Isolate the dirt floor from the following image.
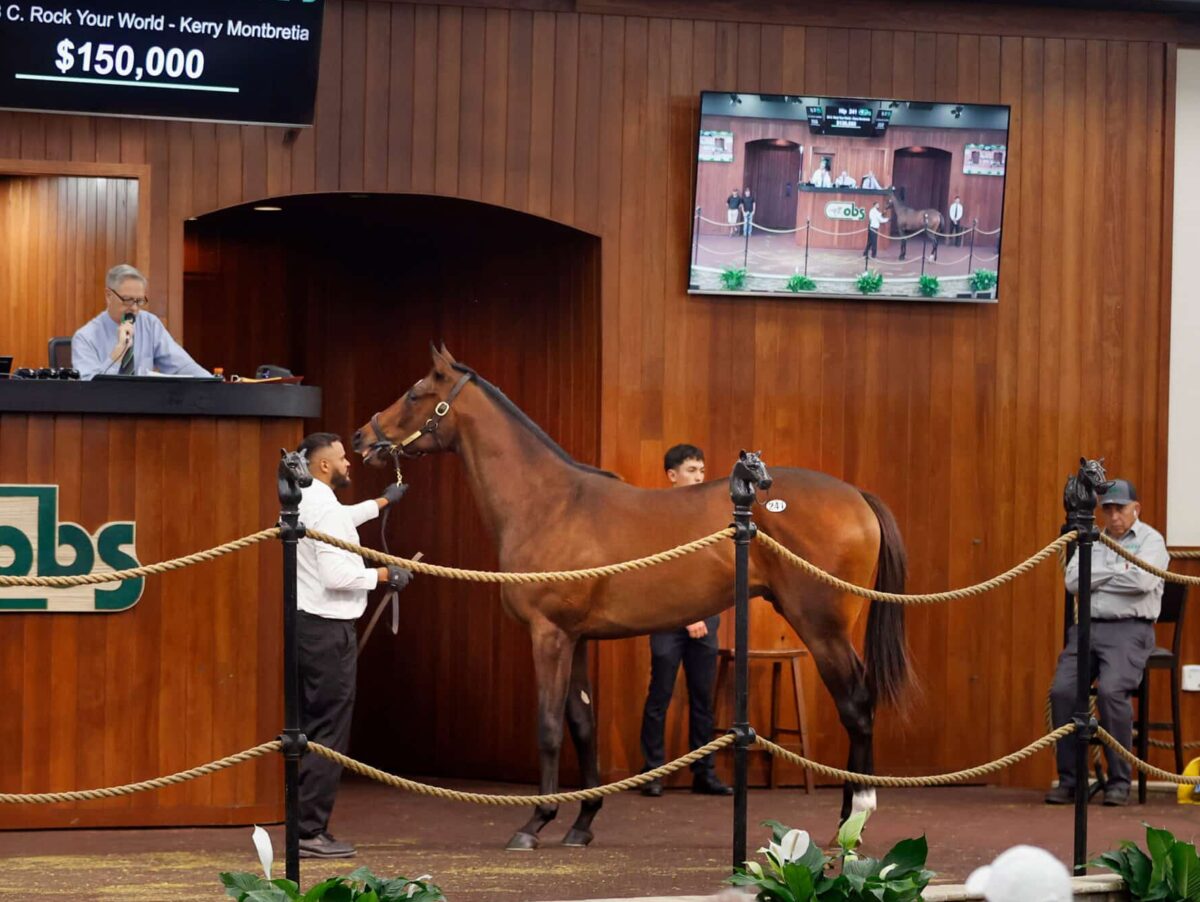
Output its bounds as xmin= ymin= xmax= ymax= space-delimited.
xmin=0 ymin=778 xmax=1195 ymax=900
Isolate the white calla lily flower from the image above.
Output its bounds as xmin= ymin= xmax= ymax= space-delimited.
xmin=746 ymin=860 xmax=765 ymax=879
xmin=778 ymin=829 xmax=810 ymax=862
xmin=250 ymin=825 xmax=273 ymax=880
xmin=879 ymin=863 xmax=897 ymax=879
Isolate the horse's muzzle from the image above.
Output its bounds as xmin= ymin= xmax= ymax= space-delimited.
xmin=759 ymin=476 xmax=774 ymax=491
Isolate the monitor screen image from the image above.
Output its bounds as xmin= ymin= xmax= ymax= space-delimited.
xmin=689 ymin=92 xmax=1010 ymax=302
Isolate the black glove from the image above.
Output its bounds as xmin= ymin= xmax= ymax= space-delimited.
xmin=381 ymin=482 xmax=409 ymax=505
xmin=386 ymin=564 xmax=412 ymax=591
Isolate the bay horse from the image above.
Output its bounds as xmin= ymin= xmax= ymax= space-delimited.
xmin=886 ymin=187 xmax=943 ymax=262
xmin=352 ymin=346 xmax=911 ymax=851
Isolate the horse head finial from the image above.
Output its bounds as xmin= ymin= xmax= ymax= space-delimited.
xmin=278 ymin=448 xmax=313 ymax=510
xmin=1062 ymin=455 xmax=1112 ymax=520
xmin=730 ymin=449 xmax=772 ymax=508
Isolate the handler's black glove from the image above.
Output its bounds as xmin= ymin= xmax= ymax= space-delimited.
xmin=382 ymin=482 xmax=409 ymax=505
xmin=386 ymin=564 xmax=412 ymax=591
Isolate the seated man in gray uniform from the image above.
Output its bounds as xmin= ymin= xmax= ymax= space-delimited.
xmin=1045 ymin=478 xmax=1168 ymax=807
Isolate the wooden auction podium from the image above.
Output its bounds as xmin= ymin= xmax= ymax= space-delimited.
xmin=0 ymin=380 xmax=320 ymax=829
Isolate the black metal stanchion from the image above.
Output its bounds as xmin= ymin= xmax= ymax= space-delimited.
xmin=968 ymin=218 xmax=977 ymax=274
xmin=728 ymin=452 xmax=769 ymax=869
xmin=742 ymin=217 xmax=750 ymax=270
xmin=1063 ymin=458 xmax=1107 ymax=875
xmin=803 ymin=219 xmax=811 ymax=276
xmin=277 ymin=451 xmax=312 ymax=886
xmin=920 ymin=214 xmax=928 ymax=277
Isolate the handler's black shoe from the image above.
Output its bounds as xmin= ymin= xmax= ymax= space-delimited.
xmin=1103 ymin=785 xmax=1131 ymax=807
xmin=1043 ymin=784 xmax=1074 ymax=805
xmin=298 ymin=833 xmax=356 ymax=859
xmin=639 ymin=778 xmax=663 ymax=797
xmin=692 ymin=774 xmax=733 ymax=796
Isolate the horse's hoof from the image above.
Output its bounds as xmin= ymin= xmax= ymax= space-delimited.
xmin=561 ymin=827 xmax=594 ymax=847
xmin=505 ymin=831 xmax=539 ymax=852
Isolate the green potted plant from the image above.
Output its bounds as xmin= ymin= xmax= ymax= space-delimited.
xmin=786 ymin=274 xmax=816 ymax=293
xmin=917 ymin=273 xmax=940 ymax=298
xmin=968 ymin=268 xmax=997 ymax=298
xmin=1093 ymin=824 xmax=1200 ymax=901
xmin=729 ymin=811 xmax=934 ymax=901
xmin=856 ymin=270 xmax=884 ymax=295
xmin=720 ymin=266 xmax=748 ymax=290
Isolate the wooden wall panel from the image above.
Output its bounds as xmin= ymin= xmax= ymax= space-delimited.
xmin=0 ymin=0 xmax=1189 ymax=795
xmin=0 ymin=415 xmax=294 ymax=828
xmin=0 ymin=175 xmax=138 ymax=371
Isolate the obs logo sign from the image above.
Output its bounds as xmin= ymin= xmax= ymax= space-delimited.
xmin=0 ymin=486 xmax=142 ymax=612
xmin=825 ymin=202 xmax=866 ymax=221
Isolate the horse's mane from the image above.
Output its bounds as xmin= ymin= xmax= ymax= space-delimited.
xmin=452 ymin=362 xmax=619 ymax=480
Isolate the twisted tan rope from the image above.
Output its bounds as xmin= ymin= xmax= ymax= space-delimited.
xmin=308 ymin=735 xmax=735 ymax=804
xmin=755 ymin=529 xmax=1079 ymax=604
xmin=754 ymin=725 xmax=1075 ymax=786
xmin=305 ymin=527 xmax=736 ymax=584
xmin=1166 ymin=549 xmax=1200 ymax=559
xmin=1146 ymin=737 xmax=1200 ymax=751
xmin=1096 ymin=728 xmax=1200 ymax=785
xmin=0 ymin=528 xmax=281 ymax=587
xmin=0 ymin=741 xmax=281 ymax=804
xmin=1097 ymin=534 xmax=1200 ymax=585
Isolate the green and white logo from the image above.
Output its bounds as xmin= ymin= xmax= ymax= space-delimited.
xmin=0 ymin=485 xmax=142 ymax=612
xmin=825 ymin=202 xmax=866 ymax=221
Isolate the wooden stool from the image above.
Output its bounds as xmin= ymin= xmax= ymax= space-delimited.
xmin=713 ymin=648 xmax=814 ymax=793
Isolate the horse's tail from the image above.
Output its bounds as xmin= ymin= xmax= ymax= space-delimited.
xmin=860 ymin=490 xmax=912 ymax=708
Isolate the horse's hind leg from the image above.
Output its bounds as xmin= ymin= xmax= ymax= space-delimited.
xmin=898 ymin=237 xmax=907 ymax=260
xmin=507 ymin=623 xmax=575 ymax=851
xmin=804 ymin=631 xmax=877 ymax=824
xmin=562 ymin=640 xmax=602 ymax=847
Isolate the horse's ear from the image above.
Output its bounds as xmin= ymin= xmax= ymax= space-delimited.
xmin=439 ymin=343 xmax=457 ymax=364
xmin=1079 ymin=456 xmax=1087 ymax=467
xmin=739 ymin=449 xmax=747 ymax=460
xmin=431 ymin=342 xmax=450 ymax=370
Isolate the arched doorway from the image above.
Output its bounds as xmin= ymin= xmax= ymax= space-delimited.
xmin=890 ymin=147 xmax=952 ymax=218
xmin=743 ymin=138 xmax=802 ymax=230
xmin=182 ymin=194 xmax=601 ymax=784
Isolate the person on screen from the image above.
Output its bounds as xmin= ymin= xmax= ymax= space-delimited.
xmin=741 ymin=187 xmax=756 ymax=237
xmin=834 ymin=170 xmax=857 ymax=188
xmin=863 ymin=201 xmax=888 ymax=259
xmin=810 ymin=161 xmax=833 ymax=188
xmin=949 ymin=195 xmax=965 ymax=246
xmin=861 ymin=170 xmax=882 ymax=190
xmin=726 ymin=188 xmax=742 ymax=237
xmin=71 ymin=264 xmax=210 ymax=380
xmin=1045 ymin=479 xmax=1167 ymax=808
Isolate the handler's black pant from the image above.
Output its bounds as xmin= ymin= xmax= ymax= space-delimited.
xmin=1050 ymin=619 xmax=1155 ymax=790
xmin=863 ymin=228 xmax=879 ymax=258
xmin=640 ymin=615 xmax=721 ymax=776
xmin=298 ymin=611 xmax=357 ymax=839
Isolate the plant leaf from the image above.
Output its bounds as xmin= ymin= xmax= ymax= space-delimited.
xmin=301 ymin=878 xmax=347 ymax=902
xmin=244 ymin=890 xmax=294 ymax=902
xmin=761 ymin=819 xmax=793 ymax=843
xmin=1147 ymin=825 xmax=1178 ymax=886
xmin=837 ymin=811 xmax=869 ymax=853
xmin=780 ymin=862 xmax=815 ymax=900
xmin=1168 ymin=841 xmax=1200 ymax=898
xmin=880 ymin=836 xmax=928 ymax=876
xmin=221 ymin=872 xmax=273 ymax=898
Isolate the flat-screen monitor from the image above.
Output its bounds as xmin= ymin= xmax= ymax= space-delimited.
xmin=689 ymin=92 xmax=1010 ymax=302
xmin=0 ymin=0 xmax=325 ymax=126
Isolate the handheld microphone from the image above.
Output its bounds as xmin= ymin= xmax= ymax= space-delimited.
xmin=122 ymin=312 xmax=135 ymax=324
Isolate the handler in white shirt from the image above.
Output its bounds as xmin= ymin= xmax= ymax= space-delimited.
xmin=295 ymin=432 xmax=410 ymax=859
xmin=949 ymin=195 xmax=965 ymax=246
xmin=863 ymin=201 xmax=888 ymax=258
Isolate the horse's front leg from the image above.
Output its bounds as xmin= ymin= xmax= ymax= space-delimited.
xmin=562 ymin=639 xmax=602 ymax=847
xmin=898 ymin=236 xmax=907 ymax=260
xmin=507 ymin=622 xmax=576 ymax=851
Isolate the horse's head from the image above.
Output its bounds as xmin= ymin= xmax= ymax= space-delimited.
xmin=730 ymin=449 xmax=772 ymax=507
xmin=351 ymin=344 xmax=475 ymax=467
xmin=1063 ymin=456 xmax=1113 ymax=518
xmin=277 ymin=448 xmax=312 ymax=508
xmin=1079 ymin=456 xmax=1114 ymax=497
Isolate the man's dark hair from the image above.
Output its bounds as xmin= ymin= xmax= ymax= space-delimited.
xmin=297 ymin=432 xmax=341 ymax=460
xmin=664 ymin=443 xmax=704 ymax=472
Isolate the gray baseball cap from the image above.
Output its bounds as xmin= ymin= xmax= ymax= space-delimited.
xmin=1099 ymin=478 xmax=1138 ymax=507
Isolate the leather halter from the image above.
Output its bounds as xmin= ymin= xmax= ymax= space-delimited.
xmin=367 ymin=369 xmax=474 ymax=467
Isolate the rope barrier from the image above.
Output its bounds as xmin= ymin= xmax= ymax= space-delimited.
xmin=305 ymin=527 xmax=735 ymax=584
xmin=696 ymin=244 xmax=747 ymax=257
xmin=308 ymin=736 xmax=735 ymax=805
xmin=1165 ymin=548 xmax=1200 ymax=559
xmin=0 ymin=528 xmax=282 ymax=587
xmin=756 ymin=725 xmax=1074 ymax=786
xmin=748 ymin=222 xmax=802 ymax=235
xmin=1097 ymin=534 xmax=1200 ymax=586
xmin=809 ymin=223 xmax=868 ymax=236
xmin=755 ymin=529 xmax=1078 ymax=604
xmin=0 ymin=741 xmax=281 ymax=804
xmin=1147 ymin=736 xmax=1200 ymax=751
xmin=1096 ymin=728 xmax=1200 ymax=785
